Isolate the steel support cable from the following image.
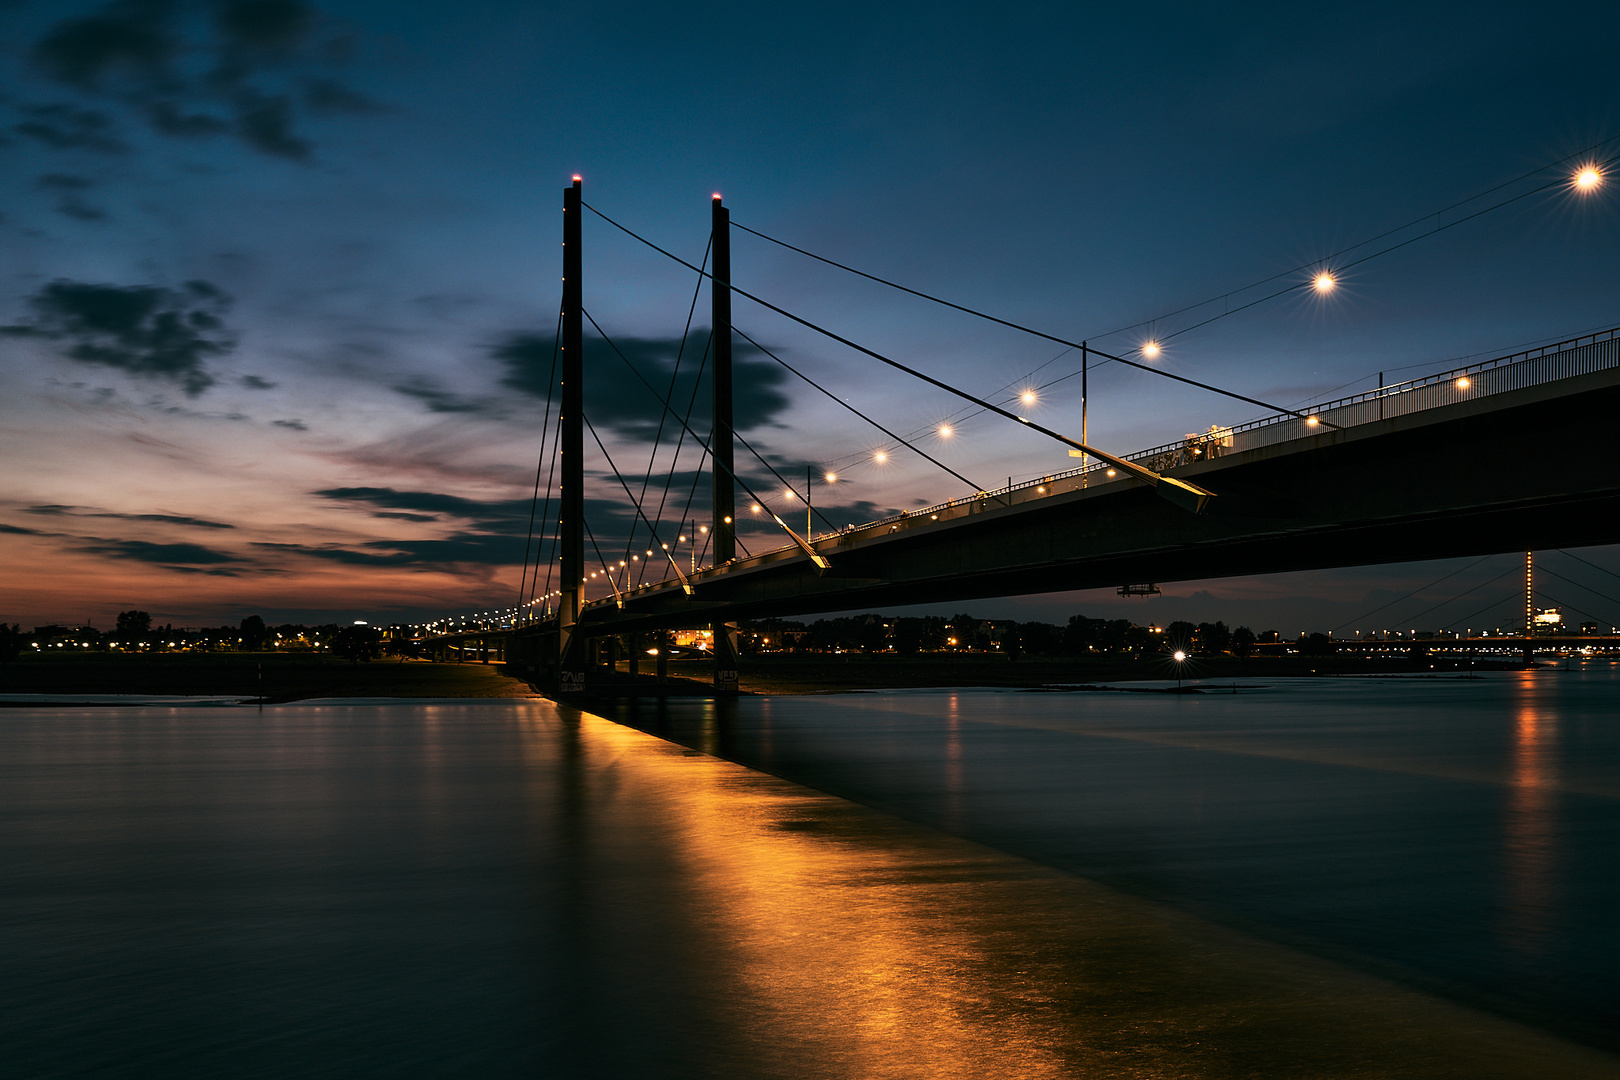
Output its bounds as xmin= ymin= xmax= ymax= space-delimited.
xmin=640 ymin=332 xmax=715 ymax=585
xmin=1535 ymin=592 xmax=1607 ymax=630
xmin=589 ymin=200 xmax=1325 ymax=441
xmin=1536 ymin=564 xmax=1620 ymax=612
xmin=579 ymin=308 xmax=796 ymax=560
xmin=1556 ymin=548 xmax=1620 ymax=583
xmin=584 ymin=409 xmax=752 ymax=576
xmin=1390 ymin=565 xmax=1520 ymax=630
xmin=732 ymin=132 xmax=1620 ymax=380
xmin=1330 ymin=554 xmax=1495 ymax=633
xmin=730 ymin=322 xmax=986 ymax=494
xmin=581 ymin=516 xmax=624 ymax=600
xmin=517 ymin=309 xmax=563 ymax=621
xmin=1442 ymin=594 xmax=1518 ymax=633
xmin=623 ymin=235 xmax=713 ymax=575
xmin=731 ymin=427 xmax=841 ymax=534
xmin=583 ymin=209 xmax=1216 ymax=511
xmin=582 ymin=412 xmax=700 ymax=589
xmin=537 ymin=353 xmax=567 ymax=613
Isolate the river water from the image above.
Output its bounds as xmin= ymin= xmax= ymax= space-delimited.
xmin=2 ymin=668 xmax=1617 ymax=1077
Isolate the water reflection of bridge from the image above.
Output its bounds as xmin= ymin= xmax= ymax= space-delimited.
xmin=416 ymin=180 xmax=1620 ymax=692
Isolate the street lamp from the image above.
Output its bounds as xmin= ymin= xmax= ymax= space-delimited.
xmin=1173 ymin=649 xmax=1187 ymax=689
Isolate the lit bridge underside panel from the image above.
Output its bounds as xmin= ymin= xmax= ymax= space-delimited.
xmin=554 ymin=364 xmax=1620 ymax=636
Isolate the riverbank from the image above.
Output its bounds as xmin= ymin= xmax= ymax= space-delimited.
xmin=666 ymin=652 xmax=1527 ymax=694
xmin=0 ymin=652 xmax=535 ymax=703
xmin=0 ymin=650 xmax=1538 ymax=703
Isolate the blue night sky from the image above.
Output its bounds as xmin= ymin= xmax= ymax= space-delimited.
xmin=2 ymin=0 xmax=1618 ymax=633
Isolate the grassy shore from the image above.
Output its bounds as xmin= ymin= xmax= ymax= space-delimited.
xmin=0 ymin=652 xmax=536 ymax=703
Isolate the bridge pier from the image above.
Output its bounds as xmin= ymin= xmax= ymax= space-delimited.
xmin=656 ymin=631 xmax=669 ymax=683
xmin=629 ymin=633 xmax=642 ymax=677
xmin=713 ymin=621 xmax=740 ymax=692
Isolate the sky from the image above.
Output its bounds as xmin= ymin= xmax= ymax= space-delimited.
xmin=2 ymin=0 xmax=1619 ymax=633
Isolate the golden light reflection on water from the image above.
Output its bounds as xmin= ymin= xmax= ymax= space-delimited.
xmin=1503 ymin=675 xmax=1561 ymax=956
xmin=512 ymin=704 xmax=1616 ymax=1080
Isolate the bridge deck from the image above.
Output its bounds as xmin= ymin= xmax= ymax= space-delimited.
xmin=566 ymin=340 xmax=1620 ymax=633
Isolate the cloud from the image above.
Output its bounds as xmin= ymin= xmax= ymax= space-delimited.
xmin=4 ymin=278 xmax=235 ymax=396
xmin=19 ymin=0 xmax=380 ymax=161
xmin=11 ymin=102 xmax=126 ymax=151
xmin=271 ymin=417 xmax=306 ymax=430
xmin=393 ymin=378 xmax=487 ymax=414
xmin=24 ymin=504 xmax=235 ymax=529
xmin=239 ymin=373 xmax=276 ymax=389
xmin=0 ymin=523 xmax=42 ymax=535
xmin=303 ymin=486 xmax=639 ymax=568
xmin=314 ymin=486 xmax=535 ymax=533
xmin=493 ymin=331 xmax=794 ymax=439
xmin=81 ymin=538 xmax=242 ymax=564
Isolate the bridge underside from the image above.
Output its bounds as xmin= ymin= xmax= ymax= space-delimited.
xmin=565 ymin=367 xmax=1620 ymax=636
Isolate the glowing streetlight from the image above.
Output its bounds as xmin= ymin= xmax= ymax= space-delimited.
xmin=1142 ymin=340 xmax=1161 ymax=359
xmin=1313 ymin=271 xmax=1336 ymax=293
xmin=1020 ymin=389 xmax=1037 ymax=406
xmin=1574 ymin=165 xmax=1603 ymax=192
xmin=1306 ymin=415 xmax=1320 ymax=427
xmin=1172 ymin=648 xmax=1187 ymax=689
xmin=1455 ymin=376 xmax=1471 ymax=390
xmin=937 ymin=424 xmax=953 ymax=438
xmin=824 ymin=471 xmax=837 ymax=483
xmin=874 ymin=450 xmax=888 ymax=464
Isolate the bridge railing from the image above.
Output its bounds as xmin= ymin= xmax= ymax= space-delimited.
xmin=830 ymin=325 xmax=1620 ymax=540
xmin=1113 ymin=327 xmax=1620 ymax=475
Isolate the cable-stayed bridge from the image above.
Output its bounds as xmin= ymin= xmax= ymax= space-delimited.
xmin=416 ymin=178 xmax=1620 ymax=692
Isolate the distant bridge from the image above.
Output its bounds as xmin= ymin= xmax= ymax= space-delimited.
xmin=414 ymin=179 xmax=1620 ymax=691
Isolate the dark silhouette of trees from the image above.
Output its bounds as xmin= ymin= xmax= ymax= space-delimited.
xmin=331 ymin=625 xmax=382 ymax=663
xmin=1232 ymin=626 xmax=1256 ymax=657
xmin=115 ymin=610 xmax=151 ymax=637
xmin=1303 ymin=632 xmax=1335 ymax=656
xmin=0 ymin=624 xmax=24 ymax=663
xmin=1197 ymin=621 xmax=1232 ymax=654
xmin=239 ymin=615 xmax=268 ymax=651
xmin=1165 ymin=620 xmax=1197 ymax=653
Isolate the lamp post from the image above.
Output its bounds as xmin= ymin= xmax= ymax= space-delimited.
xmin=1173 ymin=649 xmax=1186 ymax=689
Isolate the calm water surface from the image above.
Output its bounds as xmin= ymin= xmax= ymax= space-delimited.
xmin=2 ymin=668 xmax=1617 ymax=1077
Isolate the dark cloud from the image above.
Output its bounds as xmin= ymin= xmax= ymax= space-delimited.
xmin=271 ymin=417 xmax=306 ymax=430
xmin=20 ymin=0 xmax=378 ymax=161
xmin=56 ymin=196 xmax=108 ymax=221
xmin=314 ymin=486 xmax=534 ymax=533
xmin=81 ymin=538 xmax=242 ymax=564
xmin=35 ymin=172 xmax=94 ymax=190
xmin=35 ymin=174 xmax=108 ymax=219
xmin=239 ymin=373 xmax=276 ymax=389
xmin=4 ymin=279 xmax=235 ymax=396
xmin=303 ymin=486 xmax=639 ymax=568
xmin=0 ymin=523 xmax=41 ymax=535
xmin=11 ymin=102 xmax=125 ymax=152
xmin=24 ymin=504 xmax=235 ymax=528
xmin=393 ymin=379 xmax=486 ymax=414
xmin=494 ymin=331 xmax=794 ymax=439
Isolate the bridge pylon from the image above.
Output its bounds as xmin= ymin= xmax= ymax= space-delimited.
xmin=557 ymin=176 xmax=587 ymax=692
xmin=711 ymin=195 xmax=739 ymax=692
